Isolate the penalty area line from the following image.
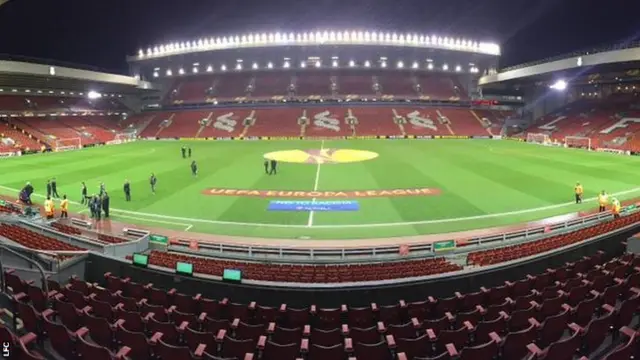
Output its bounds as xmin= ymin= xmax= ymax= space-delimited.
xmin=307 ymin=139 xmax=325 ymax=227
xmin=0 ymin=184 xmax=639 ymax=229
xmin=114 ymin=214 xmax=193 ymax=232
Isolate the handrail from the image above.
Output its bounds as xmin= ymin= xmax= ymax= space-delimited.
xmin=166 ymin=209 xmax=623 ymax=262
xmin=0 ymin=243 xmax=49 ymax=295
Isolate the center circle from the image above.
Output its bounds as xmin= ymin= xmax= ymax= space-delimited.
xmin=263 ymin=149 xmax=379 ymax=164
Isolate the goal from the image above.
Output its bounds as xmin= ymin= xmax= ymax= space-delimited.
xmin=564 ymin=136 xmax=591 ymax=150
xmin=54 ymin=138 xmax=82 ymax=152
xmin=526 ymin=133 xmax=551 ymax=145
xmin=111 ymin=133 xmax=137 ymax=145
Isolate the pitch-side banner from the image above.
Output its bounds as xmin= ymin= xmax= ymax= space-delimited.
xmin=173 ymin=135 xmax=502 ymax=141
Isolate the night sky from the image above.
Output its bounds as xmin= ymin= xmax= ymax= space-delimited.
xmin=0 ymin=0 xmax=638 ymax=74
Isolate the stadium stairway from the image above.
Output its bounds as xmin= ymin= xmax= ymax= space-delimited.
xmin=469 ymin=110 xmax=494 ymax=136
xmin=443 ymin=109 xmax=488 ymax=136
xmin=194 ymin=112 xmax=215 ymax=138
xmin=197 ymin=109 xmax=253 ymax=138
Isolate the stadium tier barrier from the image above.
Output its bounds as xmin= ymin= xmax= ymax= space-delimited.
xmin=146 ymin=134 xmax=502 ymax=141
xmin=163 ymin=207 xmax=624 ymax=262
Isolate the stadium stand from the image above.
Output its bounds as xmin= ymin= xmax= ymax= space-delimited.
xmin=4 ymin=246 xmax=638 ymax=360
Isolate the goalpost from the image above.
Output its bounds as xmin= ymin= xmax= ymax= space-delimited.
xmin=564 ymin=136 xmax=592 ymax=150
xmin=526 ymin=133 xmax=550 ymax=145
xmin=54 ymin=138 xmax=82 ymax=152
xmin=110 ymin=133 xmax=137 ymax=145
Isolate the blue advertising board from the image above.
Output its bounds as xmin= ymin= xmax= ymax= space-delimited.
xmin=268 ymin=200 xmax=360 ymax=212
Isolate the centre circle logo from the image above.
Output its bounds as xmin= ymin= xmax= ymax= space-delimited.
xmin=263 ymin=149 xmax=379 ymax=164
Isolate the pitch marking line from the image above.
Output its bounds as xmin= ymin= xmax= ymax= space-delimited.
xmin=114 ymin=214 xmax=193 ymax=231
xmin=0 ymin=184 xmax=638 ymax=229
xmin=307 ymin=139 xmax=325 ymax=227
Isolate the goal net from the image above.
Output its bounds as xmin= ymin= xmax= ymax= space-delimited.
xmin=54 ymin=138 xmax=82 ymax=152
xmin=110 ymin=133 xmax=137 ymax=145
xmin=526 ymin=133 xmax=551 ymax=145
xmin=564 ymin=136 xmax=591 ymax=150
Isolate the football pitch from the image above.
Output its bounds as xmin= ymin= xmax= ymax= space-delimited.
xmin=1 ymin=139 xmax=639 ymax=240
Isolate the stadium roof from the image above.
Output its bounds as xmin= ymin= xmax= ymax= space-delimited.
xmin=0 ymin=55 xmax=158 ymax=94
xmin=479 ymin=42 xmax=640 ymax=88
xmin=129 ymin=30 xmax=501 ymax=62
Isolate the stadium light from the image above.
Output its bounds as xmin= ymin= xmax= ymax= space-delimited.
xmin=349 ymin=60 xmax=355 ymax=67
xmin=427 ymin=63 xmax=434 ymax=70
xmin=412 ymin=61 xmax=418 ymax=69
xmin=364 ymin=60 xmax=371 ymax=68
xmin=235 ymin=63 xmax=242 ymax=70
xmin=193 ymin=67 xmax=198 ymax=73
xmin=332 ymin=60 xmax=338 ymax=68
xmin=315 ymin=60 xmax=321 ymax=68
xmin=153 ymin=71 xmax=159 ymax=78
xmin=397 ymin=61 xmax=404 ymax=69
xmin=455 ymin=65 xmax=462 ymax=72
xmin=443 ymin=64 xmax=449 ymax=71
xmin=267 ymin=62 xmax=273 ymax=69
xmin=206 ymin=65 xmax=213 ymax=72
xmin=179 ymin=68 xmax=185 ymax=75
xmin=138 ymin=49 xmax=144 ymax=57
xmin=221 ymin=64 xmax=227 ymax=71
xmin=283 ymin=61 xmax=290 ymax=69
xmin=381 ymin=61 xmax=387 ymax=68
xmin=550 ymin=79 xmax=568 ymax=91
xmin=166 ymin=69 xmax=173 ymax=76
xmin=87 ymin=91 xmax=102 ymax=99
xmin=300 ymin=61 xmax=306 ymax=68
xmin=252 ymin=62 xmax=258 ymax=69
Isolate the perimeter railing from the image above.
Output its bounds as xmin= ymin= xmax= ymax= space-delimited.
xmin=163 ymin=208 xmax=631 ymax=263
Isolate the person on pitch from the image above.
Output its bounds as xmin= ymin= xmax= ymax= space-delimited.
xmin=123 ymin=179 xmax=131 ymax=201
xmin=598 ymin=190 xmax=609 ymax=212
xmin=188 ymin=147 xmax=192 ymax=158
xmin=46 ymin=179 xmax=52 ymax=198
xmin=264 ymin=159 xmax=269 ymax=174
xmin=81 ymin=182 xmax=88 ymax=205
xmin=44 ymin=196 xmax=54 ymax=220
xmin=51 ymin=178 xmax=60 ymax=198
xmin=191 ymin=160 xmax=198 ymax=177
xmin=60 ymin=195 xmax=69 ymax=219
xmin=269 ymin=159 xmax=278 ymax=175
xmin=612 ymin=198 xmax=621 ymax=219
xmin=102 ymin=192 xmax=110 ymax=218
xmin=99 ymin=182 xmax=106 ymax=197
xmin=574 ymin=182 xmax=583 ymax=204
xmin=150 ymin=173 xmax=157 ymax=194
xmin=181 ymin=146 xmax=186 ymax=159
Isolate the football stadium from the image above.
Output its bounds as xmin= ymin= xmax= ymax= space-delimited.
xmin=2 ymin=3 xmax=640 ymax=360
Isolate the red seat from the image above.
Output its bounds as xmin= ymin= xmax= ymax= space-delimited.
xmin=258 ymin=336 xmax=300 ymax=360
xmin=115 ymin=320 xmax=152 ymax=360
xmin=458 ymin=332 xmax=500 ymax=360
xmin=76 ymin=327 xmax=131 ymax=360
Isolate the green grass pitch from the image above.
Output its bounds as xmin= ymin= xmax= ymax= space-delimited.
xmin=1 ymin=139 xmax=639 ymax=239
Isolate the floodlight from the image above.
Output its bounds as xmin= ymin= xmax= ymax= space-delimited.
xmin=87 ymin=91 xmax=102 ymax=99
xmin=138 ymin=49 xmax=144 ymax=57
xmin=443 ymin=64 xmax=449 ymax=71
xmin=221 ymin=64 xmax=227 ymax=71
xmin=300 ymin=61 xmax=306 ymax=68
xmin=427 ymin=63 xmax=434 ymax=70
xmin=268 ymin=33 xmax=275 ymax=42
xmin=236 ymin=63 xmax=242 ymax=70
xmin=364 ymin=60 xmax=371 ymax=68
xmin=455 ymin=65 xmax=462 ymax=72
xmin=206 ymin=65 xmax=213 ymax=72
xmin=252 ymin=63 xmax=258 ymax=69
xmin=179 ymin=68 xmax=185 ymax=75
xmin=332 ymin=60 xmax=338 ymax=67
xmin=349 ymin=60 xmax=355 ymax=67
xmin=146 ymin=48 xmax=152 ymax=56
xmin=166 ymin=69 xmax=173 ymax=76
xmin=397 ymin=61 xmax=404 ymax=68
xmin=381 ymin=61 xmax=387 ymax=68
xmin=550 ymin=80 xmax=567 ymax=91
xmin=267 ymin=62 xmax=273 ymax=69
xmin=412 ymin=62 xmax=418 ymax=69
xmin=193 ymin=67 xmax=198 ymax=73
xmin=315 ymin=60 xmax=321 ymax=68
xmin=153 ymin=71 xmax=159 ymax=78
xmin=357 ymin=31 xmax=363 ymax=41
xmin=283 ymin=61 xmax=290 ymax=69
xmin=288 ymin=33 xmax=294 ymax=41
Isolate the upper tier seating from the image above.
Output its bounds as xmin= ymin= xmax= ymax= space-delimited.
xmin=252 ymin=73 xmax=290 ymax=98
xmin=295 ymin=72 xmax=332 ymax=96
xmin=6 ymin=245 xmax=638 ymax=360
xmin=0 ymin=95 xmax=126 ymax=112
xmin=378 ymin=73 xmax=417 ymax=96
